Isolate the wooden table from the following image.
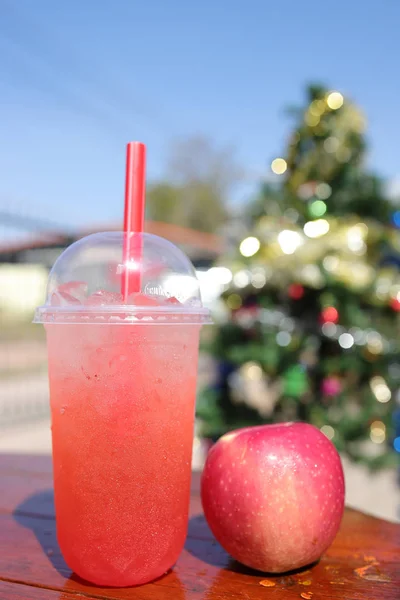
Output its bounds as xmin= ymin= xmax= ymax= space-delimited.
xmin=0 ymin=454 xmax=398 ymax=599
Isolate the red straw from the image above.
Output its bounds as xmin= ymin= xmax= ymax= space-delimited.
xmin=121 ymin=141 xmax=146 ymax=300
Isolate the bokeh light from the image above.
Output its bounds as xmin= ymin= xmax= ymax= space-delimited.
xmin=315 ymin=183 xmax=332 ymax=200
xmin=326 ymin=91 xmax=344 ymax=110
xmin=303 ymin=219 xmax=330 ymax=238
xmin=347 ymin=225 xmax=367 ymax=254
xmin=309 ymin=200 xmax=327 ymax=218
xmin=277 ymin=230 xmax=304 ymax=254
xmin=392 ymin=211 xmax=400 ymax=228
xmin=207 ymin=266 xmax=233 ymax=285
xmin=252 ymin=271 xmax=267 ymax=288
xmin=321 ymin=425 xmax=335 ymax=440
xmin=276 ymin=331 xmax=292 ymax=347
xmin=366 ymin=332 xmax=383 ymax=355
xmin=369 ymin=376 xmax=391 ymax=403
xmin=339 ymin=332 xmax=354 ymax=349
xmin=239 ymin=236 xmax=261 ymax=257
xmin=322 ymin=322 xmax=337 ymax=337
xmin=271 ymin=157 xmax=287 ymax=175
xmin=233 ymin=270 xmax=251 ymax=288
xmin=321 ymin=306 xmax=339 ymax=324
xmin=226 ymin=293 xmax=242 ymax=310
xmin=309 ymin=99 xmax=326 ymax=116
xmin=370 ymin=421 xmax=386 ymax=444
xmin=243 ymin=362 xmax=263 ymax=380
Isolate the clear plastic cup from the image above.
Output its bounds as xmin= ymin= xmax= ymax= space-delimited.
xmin=34 ymin=232 xmax=211 ymax=587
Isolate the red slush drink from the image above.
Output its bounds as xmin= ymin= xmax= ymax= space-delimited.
xmin=46 ymin=321 xmax=200 ymax=586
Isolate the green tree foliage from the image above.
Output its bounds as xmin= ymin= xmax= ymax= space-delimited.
xmin=146 ymin=136 xmax=241 ymax=233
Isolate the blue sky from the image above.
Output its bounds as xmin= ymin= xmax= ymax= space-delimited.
xmin=1 ymin=0 xmax=400 ymax=235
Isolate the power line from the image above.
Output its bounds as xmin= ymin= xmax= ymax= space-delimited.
xmin=0 ymin=209 xmax=75 ymax=234
xmin=0 ymin=1 xmax=172 ymax=141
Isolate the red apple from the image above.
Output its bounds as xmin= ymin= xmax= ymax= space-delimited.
xmin=201 ymin=422 xmax=344 ymax=573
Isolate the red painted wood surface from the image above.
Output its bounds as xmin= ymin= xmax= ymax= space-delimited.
xmin=0 ymin=454 xmax=399 ymax=599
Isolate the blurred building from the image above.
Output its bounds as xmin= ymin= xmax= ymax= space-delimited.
xmin=0 ymin=221 xmax=224 ymax=320
xmin=0 ymin=220 xmax=223 ymax=267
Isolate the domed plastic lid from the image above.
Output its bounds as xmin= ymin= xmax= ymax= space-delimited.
xmin=34 ymin=232 xmax=212 ymax=325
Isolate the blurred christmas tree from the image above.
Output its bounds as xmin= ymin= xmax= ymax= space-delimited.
xmin=197 ymin=85 xmax=400 ymax=469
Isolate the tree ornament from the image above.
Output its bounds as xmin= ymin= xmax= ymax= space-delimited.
xmin=288 ymin=283 xmax=305 ymax=300
xmin=390 ymin=298 xmax=400 ymax=312
xmin=320 ymin=306 xmax=339 ymax=324
xmin=321 ymin=376 xmax=342 ymax=397
xmin=282 ymin=365 xmax=308 ymax=398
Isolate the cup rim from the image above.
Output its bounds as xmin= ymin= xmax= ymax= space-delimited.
xmin=34 ymin=304 xmax=212 ymax=325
